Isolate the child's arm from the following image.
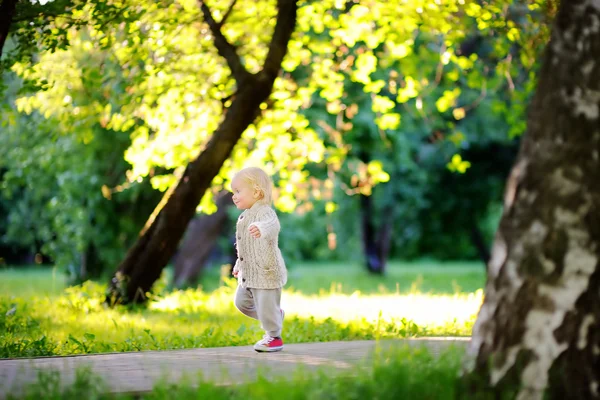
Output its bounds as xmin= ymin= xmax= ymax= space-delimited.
xmin=248 ymin=208 xmax=280 ymax=240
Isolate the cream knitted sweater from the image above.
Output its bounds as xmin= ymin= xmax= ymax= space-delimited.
xmin=232 ymin=202 xmax=287 ymax=289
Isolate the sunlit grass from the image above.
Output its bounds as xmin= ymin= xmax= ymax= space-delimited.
xmin=281 ymin=290 xmax=482 ymax=333
xmin=1 ymin=272 xmax=482 ymax=358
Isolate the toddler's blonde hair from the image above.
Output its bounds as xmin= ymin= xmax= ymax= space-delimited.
xmin=233 ymin=167 xmax=273 ymax=204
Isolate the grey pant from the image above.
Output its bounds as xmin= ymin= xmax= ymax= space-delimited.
xmin=234 ymin=285 xmax=283 ymax=337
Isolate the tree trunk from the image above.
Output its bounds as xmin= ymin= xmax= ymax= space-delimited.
xmin=106 ymin=0 xmax=298 ymax=305
xmin=463 ymin=2 xmax=600 ymax=399
xmin=78 ymin=242 xmax=104 ymax=282
xmin=359 ymin=192 xmax=392 ymax=274
xmin=378 ymin=204 xmax=393 ymax=267
xmin=0 ymin=0 xmax=17 ymax=60
xmin=360 ymin=192 xmax=381 ymax=274
xmin=173 ymin=191 xmax=233 ymax=288
xmin=358 ymin=150 xmax=393 ymax=275
xmin=470 ymin=222 xmax=490 ymax=265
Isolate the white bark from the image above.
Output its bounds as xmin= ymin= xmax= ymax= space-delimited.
xmin=466 ymin=0 xmax=600 ymax=398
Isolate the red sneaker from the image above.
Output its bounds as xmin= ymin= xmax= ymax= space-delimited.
xmin=254 ymin=335 xmax=284 ymax=352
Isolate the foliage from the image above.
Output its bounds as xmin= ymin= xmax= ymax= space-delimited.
xmin=2 ymin=0 xmax=138 ymax=70
xmin=0 ymin=71 xmax=160 ymax=281
xmin=285 ymin=0 xmax=548 ymax=262
xmin=410 ymin=141 xmax=517 ymax=259
xmin=0 ymin=0 xmax=553 ymax=272
xmin=0 ymin=263 xmax=483 ymax=358
xmin=6 ymin=0 xmax=548 ymax=201
xmin=8 ymin=346 xmax=467 ymax=400
xmin=6 ymin=0 xmax=327 ymax=212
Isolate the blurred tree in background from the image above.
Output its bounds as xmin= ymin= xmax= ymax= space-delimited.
xmin=0 ymin=0 xmax=554 ymax=292
xmin=0 ymin=70 xmax=161 ymax=282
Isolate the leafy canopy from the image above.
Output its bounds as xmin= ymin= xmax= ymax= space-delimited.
xmin=5 ymin=0 xmax=548 ymax=216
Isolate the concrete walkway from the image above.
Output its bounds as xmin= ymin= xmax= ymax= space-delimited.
xmin=0 ymin=338 xmax=469 ymax=398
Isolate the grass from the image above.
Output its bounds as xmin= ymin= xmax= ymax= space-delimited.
xmin=0 ymin=259 xmax=485 ymax=297
xmin=199 ymin=259 xmax=486 ymax=295
xmin=0 ymin=261 xmax=484 ymax=359
xmin=0 ymin=266 xmax=67 ymax=297
xmin=8 ymin=345 xmax=471 ymax=400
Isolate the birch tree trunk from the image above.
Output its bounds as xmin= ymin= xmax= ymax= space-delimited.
xmin=464 ymin=1 xmax=600 ymax=398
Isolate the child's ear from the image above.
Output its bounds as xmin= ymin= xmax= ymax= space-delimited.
xmin=253 ymin=188 xmax=264 ymax=199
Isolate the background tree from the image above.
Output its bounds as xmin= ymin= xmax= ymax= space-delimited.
xmin=0 ymin=67 xmax=160 ymax=281
xmin=172 ymin=191 xmax=233 ymax=287
xmin=103 ymin=0 xmax=299 ymax=304
xmin=0 ymin=0 xmax=131 ymax=75
xmin=0 ymin=0 xmax=18 ymax=60
xmin=464 ymin=0 xmax=600 ymax=397
xmin=1 ymin=0 xmax=551 ymax=288
xmin=417 ymin=140 xmax=519 ymax=264
xmin=288 ymin=0 xmax=548 ymax=272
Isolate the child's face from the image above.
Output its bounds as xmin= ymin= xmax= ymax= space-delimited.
xmin=231 ymin=177 xmax=259 ymax=210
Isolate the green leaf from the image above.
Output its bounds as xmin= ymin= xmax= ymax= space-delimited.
xmin=436 ymin=89 xmax=461 ymax=113
xmin=236 ymin=324 xmax=246 ymax=336
xmin=446 ymin=154 xmax=471 ymax=174
xmin=325 ymin=201 xmax=337 ymax=214
xmin=372 ymin=95 xmax=395 ymax=113
xmin=375 ymin=113 xmax=401 ymax=130
xmin=68 ymin=334 xmax=82 ymax=346
xmin=352 ymin=52 xmax=378 ymax=84
xmin=367 ymin=160 xmax=390 ymax=183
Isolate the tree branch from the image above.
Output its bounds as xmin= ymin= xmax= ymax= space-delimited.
xmin=261 ymin=0 xmax=298 ymax=80
xmin=0 ymin=0 xmax=18 ymax=60
xmin=218 ymin=0 xmax=238 ymax=28
xmin=198 ymin=0 xmax=251 ymax=85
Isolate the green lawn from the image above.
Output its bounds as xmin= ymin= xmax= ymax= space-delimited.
xmin=0 ymin=261 xmax=484 ymax=359
xmin=197 ymin=259 xmax=486 ymax=295
xmin=0 ymin=266 xmax=67 ymax=298
xmin=0 ymin=259 xmax=485 ymax=297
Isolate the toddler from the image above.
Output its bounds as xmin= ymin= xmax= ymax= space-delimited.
xmin=231 ymin=167 xmax=287 ymax=352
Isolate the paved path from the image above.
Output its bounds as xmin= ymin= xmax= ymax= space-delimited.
xmin=0 ymin=338 xmax=469 ymax=398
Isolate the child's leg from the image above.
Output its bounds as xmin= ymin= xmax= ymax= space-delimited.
xmin=234 ymin=284 xmax=258 ymax=320
xmin=251 ymin=288 xmax=283 ymax=337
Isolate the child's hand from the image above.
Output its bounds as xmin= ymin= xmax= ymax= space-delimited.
xmin=249 ymin=225 xmax=261 ymax=238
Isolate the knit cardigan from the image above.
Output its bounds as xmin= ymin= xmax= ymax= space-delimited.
xmin=232 ymin=202 xmax=287 ymax=289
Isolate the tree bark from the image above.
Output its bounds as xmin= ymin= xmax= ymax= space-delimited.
xmin=78 ymin=242 xmax=104 ymax=283
xmin=470 ymin=222 xmax=490 ymax=265
xmin=359 ymin=193 xmax=393 ymax=274
xmin=358 ymin=150 xmax=393 ymax=275
xmin=173 ymin=191 xmax=233 ymax=288
xmin=0 ymin=0 xmax=18 ymax=59
xmin=377 ymin=204 xmax=393 ymax=268
xmin=360 ymin=192 xmax=382 ymax=274
xmin=463 ymin=1 xmax=600 ymax=398
xmin=106 ymin=0 xmax=298 ymax=305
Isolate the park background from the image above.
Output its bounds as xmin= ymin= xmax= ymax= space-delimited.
xmin=0 ymin=0 xmax=561 ymax=397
